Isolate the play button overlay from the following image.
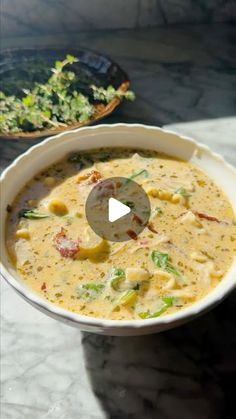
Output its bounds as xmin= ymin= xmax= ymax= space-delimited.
xmin=85 ymin=177 xmax=151 ymax=242
xmin=108 ymin=197 xmax=131 ymax=222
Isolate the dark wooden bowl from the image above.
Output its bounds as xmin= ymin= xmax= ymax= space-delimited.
xmin=0 ymin=47 xmax=130 ymax=140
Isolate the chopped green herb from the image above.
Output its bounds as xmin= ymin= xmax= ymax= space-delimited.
xmin=151 ymin=297 xmax=174 ymax=317
xmin=155 ymin=207 xmax=163 ymax=215
xmin=138 ymin=311 xmax=150 ymax=319
xmin=175 ymin=187 xmax=192 ymax=199
xmin=0 ymin=56 xmax=135 ymax=134
xmin=162 ymin=296 xmax=175 ymax=306
xmin=201 ymin=250 xmax=214 ymax=260
xmin=76 ymin=283 xmax=104 ymax=300
xmin=82 ymin=283 xmax=104 ymax=292
xmin=124 ymin=169 xmax=149 ymax=185
xmin=18 ymin=208 xmax=49 ymax=219
xmin=138 ymin=296 xmax=174 ymax=319
xmin=108 ymin=267 xmax=125 ymax=290
xmin=91 ymin=85 xmax=135 ymax=103
xmin=151 ymin=251 xmax=182 ymax=278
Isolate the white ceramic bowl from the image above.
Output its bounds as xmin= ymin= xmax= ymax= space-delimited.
xmin=1 ymin=124 xmax=236 ymax=335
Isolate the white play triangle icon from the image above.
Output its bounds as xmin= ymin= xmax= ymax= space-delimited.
xmin=108 ymin=197 xmax=131 ymax=222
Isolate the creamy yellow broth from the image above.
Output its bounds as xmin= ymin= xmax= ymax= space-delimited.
xmin=6 ymin=148 xmax=236 ymax=320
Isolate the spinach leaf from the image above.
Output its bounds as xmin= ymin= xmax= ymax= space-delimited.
xmin=108 ymin=267 xmax=125 ymax=290
xmin=18 ymin=208 xmax=49 ymax=219
xmin=138 ymin=296 xmax=174 ymax=319
xmin=151 ymin=251 xmax=182 ymax=278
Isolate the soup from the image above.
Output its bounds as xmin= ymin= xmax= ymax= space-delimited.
xmin=6 ymin=148 xmax=236 ymax=320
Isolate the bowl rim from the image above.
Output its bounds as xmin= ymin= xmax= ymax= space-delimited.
xmin=1 ymin=123 xmax=236 ymax=331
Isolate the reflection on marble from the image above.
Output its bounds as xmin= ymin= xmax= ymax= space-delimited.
xmin=1 ymin=0 xmax=236 ymax=38
xmin=1 ymin=278 xmax=236 ymax=419
xmin=1 ymin=24 xmax=236 ymax=167
xmin=1 ymin=24 xmax=236 ymax=419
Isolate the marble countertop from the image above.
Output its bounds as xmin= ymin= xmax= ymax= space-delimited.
xmin=1 ymin=24 xmax=236 ymax=419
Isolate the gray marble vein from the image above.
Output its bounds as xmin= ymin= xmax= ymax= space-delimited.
xmin=1 ymin=24 xmax=236 ymax=419
xmin=1 ymin=0 xmax=236 ymax=39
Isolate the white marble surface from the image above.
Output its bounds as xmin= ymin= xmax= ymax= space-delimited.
xmin=1 ymin=0 xmax=236 ymax=38
xmin=1 ymin=24 xmax=236 ymax=419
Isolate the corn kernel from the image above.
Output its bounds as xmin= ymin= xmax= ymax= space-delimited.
xmin=15 ymin=229 xmax=30 ymax=240
xmin=48 ymin=199 xmax=68 ymax=216
xmin=43 ymin=176 xmax=55 ymax=187
xmin=171 ymin=193 xmax=181 ymax=203
xmin=146 ymin=187 xmax=159 ymax=198
xmin=172 ymin=193 xmax=186 ymax=205
xmin=159 ymin=189 xmax=172 ymax=200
